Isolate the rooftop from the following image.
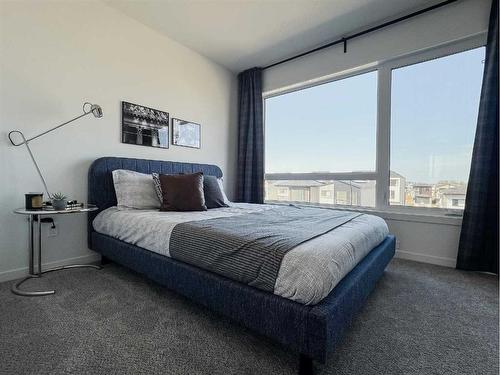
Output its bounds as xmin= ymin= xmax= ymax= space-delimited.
xmin=270 ymin=180 xmax=362 ymax=189
xmin=440 ymin=187 xmax=467 ymax=195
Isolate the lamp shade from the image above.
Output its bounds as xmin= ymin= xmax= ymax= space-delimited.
xmin=91 ymin=104 xmax=103 ymax=118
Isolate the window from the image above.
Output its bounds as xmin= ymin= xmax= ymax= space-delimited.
xmin=264 ymin=41 xmax=485 ymax=214
xmin=336 ymin=191 xmax=348 ymax=204
xmin=265 ymin=71 xmax=377 ymax=174
xmin=264 ymin=71 xmax=377 ymax=208
xmin=278 ymin=188 xmax=288 ymax=195
xmin=290 ymin=189 xmax=307 ymax=202
xmin=390 ymin=47 xmax=485 ymax=210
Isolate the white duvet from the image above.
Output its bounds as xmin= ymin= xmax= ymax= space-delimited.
xmin=93 ymin=203 xmax=389 ymax=305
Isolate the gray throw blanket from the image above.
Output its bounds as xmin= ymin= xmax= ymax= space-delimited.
xmin=169 ymin=206 xmax=362 ymax=292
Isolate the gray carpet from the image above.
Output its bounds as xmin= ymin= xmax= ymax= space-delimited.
xmin=0 ymin=259 xmax=497 ymax=375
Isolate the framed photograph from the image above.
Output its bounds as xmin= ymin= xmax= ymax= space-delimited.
xmin=172 ymin=118 xmax=201 ymax=149
xmin=121 ymin=101 xmax=169 ymax=149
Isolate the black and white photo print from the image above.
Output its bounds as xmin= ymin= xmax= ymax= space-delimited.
xmin=121 ymin=101 xmax=169 ymax=148
xmin=172 ymin=118 xmax=201 ymax=149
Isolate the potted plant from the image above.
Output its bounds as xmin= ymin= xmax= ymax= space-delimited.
xmin=51 ymin=192 xmax=67 ymax=211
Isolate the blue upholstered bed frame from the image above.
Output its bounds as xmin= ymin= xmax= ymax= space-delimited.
xmin=87 ymin=157 xmax=395 ymax=374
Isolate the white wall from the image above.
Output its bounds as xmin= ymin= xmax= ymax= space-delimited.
xmin=0 ymin=1 xmax=237 ymax=281
xmin=263 ymin=0 xmax=490 ymax=93
xmin=263 ymin=0 xmax=490 ymax=268
xmin=387 ymin=218 xmax=462 ymax=268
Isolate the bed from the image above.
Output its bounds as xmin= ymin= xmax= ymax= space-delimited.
xmin=88 ymin=157 xmax=395 ymax=374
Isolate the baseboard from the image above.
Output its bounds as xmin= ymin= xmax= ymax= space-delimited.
xmin=0 ymin=254 xmax=101 ymax=283
xmin=395 ymin=249 xmax=456 ymax=268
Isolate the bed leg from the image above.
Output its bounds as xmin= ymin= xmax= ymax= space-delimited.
xmin=299 ymin=354 xmax=314 ymax=375
xmin=101 ymin=255 xmax=112 ymax=265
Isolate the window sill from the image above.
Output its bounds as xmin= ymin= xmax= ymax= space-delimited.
xmin=348 ymin=207 xmax=462 ymax=226
xmin=265 ymin=201 xmax=463 ymax=226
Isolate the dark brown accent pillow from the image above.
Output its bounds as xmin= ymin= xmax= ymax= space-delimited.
xmin=159 ymin=172 xmax=207 ymax=211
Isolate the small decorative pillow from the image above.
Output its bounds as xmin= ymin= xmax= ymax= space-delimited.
xmin=203 ymin=175 xmax=229 ymax=209
xmin=159 ymin=172 xmax=207 ymax=211
xmin=112 ymin=169 xmax=160 ymax=209
xmin=152 ymin=173 xmax=163 ymax=202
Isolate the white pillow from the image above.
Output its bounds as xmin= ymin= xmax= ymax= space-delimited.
xmin=112 ymin=169 xmax=160 ymax=209
xmin=217 ymin=178 xmax=231 ymax=205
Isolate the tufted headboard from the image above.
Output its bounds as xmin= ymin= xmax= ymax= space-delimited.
xmin=87 ymin=156 xmax=223 ymax=249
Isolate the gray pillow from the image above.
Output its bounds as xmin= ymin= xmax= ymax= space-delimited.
xmin=217 ymin=178 xmax=231 ymax=205
xmin=204 ymin=175 xmax=229 ymax=208
xmin=112 ymin=169 xmax=160 ymax=209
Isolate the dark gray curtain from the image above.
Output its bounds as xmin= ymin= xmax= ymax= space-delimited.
xmin=457 ymin=0 xmax=499 ymax=274
xmin=237 ymin=67 xmax=264 ymax=203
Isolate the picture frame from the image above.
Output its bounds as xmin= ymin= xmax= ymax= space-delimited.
xmin=172 ymin=118 xmax=201 ymax=149
xmin=121 ymin=101 xmax=169 ymax=149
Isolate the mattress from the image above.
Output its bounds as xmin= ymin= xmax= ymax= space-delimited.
xmin=93 ymin=203 xmax=389 ymax=305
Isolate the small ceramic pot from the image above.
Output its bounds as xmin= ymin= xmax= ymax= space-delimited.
xmin=52 ymin=199 xmax=67 ymax=211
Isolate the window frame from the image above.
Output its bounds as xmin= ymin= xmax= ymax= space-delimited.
xmin=262 ymin=32 xmax=487 ymax=216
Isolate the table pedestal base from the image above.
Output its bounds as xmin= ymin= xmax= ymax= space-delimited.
xmin=11 ymin=264 xmax=102 ymax=296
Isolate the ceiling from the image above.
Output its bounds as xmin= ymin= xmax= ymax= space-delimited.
xmin=105 ymin=0 xmax=441 ymax=72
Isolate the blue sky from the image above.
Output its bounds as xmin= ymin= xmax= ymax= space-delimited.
xmin=265 ymin=47 xmax=485 ymax=184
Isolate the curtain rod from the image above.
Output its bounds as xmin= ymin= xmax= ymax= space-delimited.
xmin=263 ymin=0 xmax=460 ymax=70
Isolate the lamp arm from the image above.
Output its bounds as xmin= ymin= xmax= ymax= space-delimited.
xmin=7 ymin=102 xmax=102 ymax=200
xmin=8 ymin=110 xmax=93 ymax=147
xmin=9 ymin=131 xmax=52 ymax=199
